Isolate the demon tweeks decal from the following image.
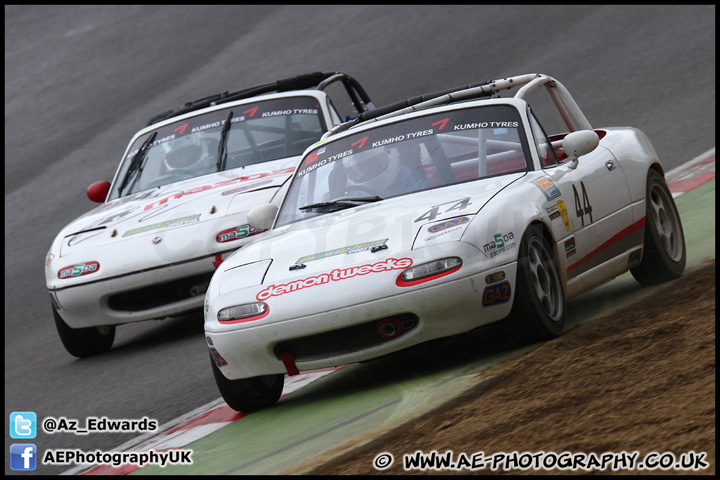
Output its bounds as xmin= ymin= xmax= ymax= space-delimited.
xmin=257 ymin=258 xmax=412 ymax=301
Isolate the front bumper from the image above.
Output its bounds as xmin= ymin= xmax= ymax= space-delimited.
xmin=206 ymin=255 xmax=518 ymax=380
xmin=50 ymin=251 xmax=231 ymax=328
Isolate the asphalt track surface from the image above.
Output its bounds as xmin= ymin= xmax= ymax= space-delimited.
xmin=4 ymin=5 xmax=715 ymax=475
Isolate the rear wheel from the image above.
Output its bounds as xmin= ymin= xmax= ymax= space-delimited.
xmin=53 ymin=308 xmax=115 ymax=358
xmin=507 ymin=224 xmax=565 ymax=344
xmin=209 ymin=352 xmax=284 ymax=412
xmin=630 ymin=169 xmax=686 ymax=285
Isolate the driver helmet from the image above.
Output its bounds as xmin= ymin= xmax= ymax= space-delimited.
xmin=344 ymin=147 xmax=400 ymax=193
xmin=161 ymin=132 xmax=213 ymax=173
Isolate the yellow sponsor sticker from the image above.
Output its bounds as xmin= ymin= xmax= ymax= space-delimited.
xmin=557 ymin=200 xmax=570 ymax=232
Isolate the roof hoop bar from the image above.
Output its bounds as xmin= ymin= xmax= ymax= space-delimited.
xmin=146 ymin=72 xmax=369 ymax=126
xmin=325 ymin=73 xmax=591 ymax=137
xmin=327 ymin=78 xmax=498 ymax=136
xmin=513 ymin=75 xmax=592 ymax=131
xmin=316 ymin=73 xmax=375 ymax=115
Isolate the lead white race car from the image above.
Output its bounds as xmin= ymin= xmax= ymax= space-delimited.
xmin=204 ymin=73 xmax=686 ymax=412
xmin=45 ymin=72 xmax=375 ymax=357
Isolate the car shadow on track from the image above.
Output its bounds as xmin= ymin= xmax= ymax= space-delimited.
xmin=96 ymin=310 xmax=207 ymax=357
xmin=120 ymin=311 xmax=205 ymax=344
xmin=280 ymin=321 xmax=520 ymax=407
xmin=274 ymin=271 xmax=668 ymax=410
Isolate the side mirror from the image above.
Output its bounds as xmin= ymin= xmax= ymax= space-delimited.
xmin=247 ymin=203 xmax=279 ymax=231
xmin=562 ymin=130 xmax=599 ymax=169
xmin=87 ymin=181 xmax=111 ymax=203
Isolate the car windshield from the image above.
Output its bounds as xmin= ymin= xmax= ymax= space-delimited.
xmin=276 ymin=104 xmax=530 ymax=226
xmin=110 ymin=96 xmax=325 ymax=199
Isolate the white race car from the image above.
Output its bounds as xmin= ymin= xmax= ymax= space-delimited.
xmin=204 ymin=73 xmax=686 ymax=412
xmin=45 ymin=72 xmax=375 ymax=357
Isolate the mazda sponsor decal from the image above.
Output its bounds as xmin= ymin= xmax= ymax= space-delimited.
xmin=58 ymin=261 xmax=100 ymax=279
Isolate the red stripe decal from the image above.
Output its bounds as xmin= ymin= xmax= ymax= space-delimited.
xmin=395 ymin=265 xmax=462 ymax=287
xmin=218 ymin=305 xmax=270 ymax=324
xmin=567 ymin=217 xmax=646 ymax=273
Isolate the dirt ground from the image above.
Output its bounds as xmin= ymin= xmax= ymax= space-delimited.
xmin=307 ymin=261 xmax=715 ymax=475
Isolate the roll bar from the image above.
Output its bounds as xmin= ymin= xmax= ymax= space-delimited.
xmin=146 ymin=72 xmax=374 ymax=126
xmin=326 ymin=73 xmax=591 ymax=137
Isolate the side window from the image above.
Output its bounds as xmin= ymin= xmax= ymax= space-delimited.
xmin=529 ymin=111 xmax=559 ymax=168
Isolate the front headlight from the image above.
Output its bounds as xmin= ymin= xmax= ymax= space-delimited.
xmin=397 ymin=257 xmax=462 ymax=287
xmin=218 ymin=302 xmax=269 ymax=323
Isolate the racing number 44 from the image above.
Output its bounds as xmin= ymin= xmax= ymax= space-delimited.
xmin=573 ymin=181 xmax=593 ymax=226
xmin=415 ymin=197 xmax=472 ymax=223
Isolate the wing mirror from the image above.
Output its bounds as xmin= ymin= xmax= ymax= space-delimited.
xmin=562 ymin=130 xmax=599 ymax=169
xmin=247 ymin=203 xmax=279 ymax=231
xmin=87 ymin=181 xmax=111 ymax=203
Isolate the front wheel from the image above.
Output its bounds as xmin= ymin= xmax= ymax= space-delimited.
xmin=209 ymin=352 xmax=284 ymax=412
xmin=53 ymin=308 xmax=115 ymax=358
xmin=506 ymin=224 xmax=565 ymax=344
xmin=630 ymin=169 xmax=686 ymax=285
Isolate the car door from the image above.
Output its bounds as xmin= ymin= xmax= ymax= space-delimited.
xmin=528 ymin=113 xmax=635 ymax=295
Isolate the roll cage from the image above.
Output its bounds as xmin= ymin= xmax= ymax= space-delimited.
xmin=146 ymin=71 xmax=374 ymax=126
xmin=326 ymin=73 xmax=591 ymax=137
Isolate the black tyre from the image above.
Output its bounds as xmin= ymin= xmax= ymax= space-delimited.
xmin=507 ymin=224 xmax=565 ymax=344
xmin=53 ymin=308 xmax=115 ymax=358
xmin=209 ymin=352 xmax=284 ymax=412
xmin=630 ymin=169 xmax=686 ymax=285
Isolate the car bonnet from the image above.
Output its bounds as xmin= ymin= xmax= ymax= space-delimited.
xmin=223 ymin=172 xmax=525 ymax=282
xmin=55 ymin=158 xmax=298 ymax=256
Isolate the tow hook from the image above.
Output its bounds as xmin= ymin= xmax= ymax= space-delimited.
xmin=276 ymin=345 xmax=299 ymax=376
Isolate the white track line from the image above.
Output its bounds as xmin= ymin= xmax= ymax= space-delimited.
xmin=666 ymin=148 xmax=715 ymax=197
xmin=62 ymin=368 xmax=341 ymax=475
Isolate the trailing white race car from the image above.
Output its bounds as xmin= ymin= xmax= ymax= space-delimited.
xmin=204 ymin=73 xmax=686 ymax=412
xmin=45 ymin=72 xmax=375 ymax=357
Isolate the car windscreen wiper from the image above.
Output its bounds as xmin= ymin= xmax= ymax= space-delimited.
xmin=216 ymin=110 xmax=233 ymax=171
xmin=299 ymin=195 xmax=383 ymax=212
xmin=118 ymin=131 xmax=158 ymax=196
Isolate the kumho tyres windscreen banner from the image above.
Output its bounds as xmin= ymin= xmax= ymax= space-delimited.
xmin=297 ymin=105 xmax=526 ymax=178
xmin=125 ymin=96 xmax=324 ymax=161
